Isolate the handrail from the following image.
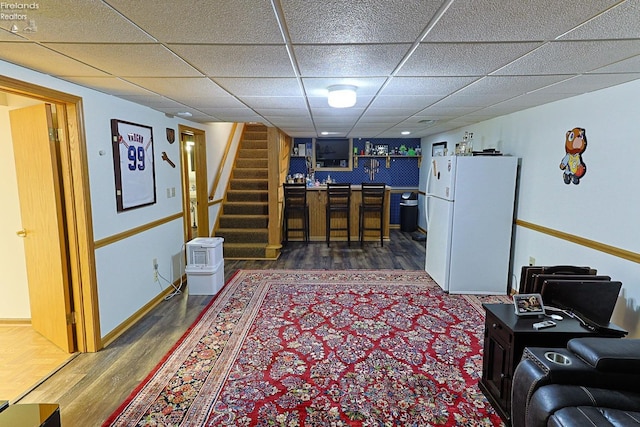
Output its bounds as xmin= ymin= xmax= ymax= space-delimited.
xmin=209 ymin=123 xmax=239 ymax=201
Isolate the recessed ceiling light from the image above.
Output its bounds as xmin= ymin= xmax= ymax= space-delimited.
xmin=401 ymin=131 xmax=411 ymax=135
xmin=177 ymin=111 xmax=192 ymax=117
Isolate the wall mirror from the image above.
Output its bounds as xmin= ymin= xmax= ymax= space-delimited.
xmin=312 ymin=138 xmax=353 ymax=171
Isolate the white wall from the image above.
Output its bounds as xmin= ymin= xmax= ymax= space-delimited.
xmin=420 ymin=79 xmax=640 ymax=337
xmin=206 ymin=122 xmax=243 ymax=234
xmin=0 ymin=59 xmax=232 ymax=337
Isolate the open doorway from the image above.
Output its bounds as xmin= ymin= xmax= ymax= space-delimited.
xmin=0 ymin=76 xmax=100 ymax=354
xmin=179 ymin=125 xmax=208 ymax=241
xmin=0 ymin=78 xmax=100 ymax=400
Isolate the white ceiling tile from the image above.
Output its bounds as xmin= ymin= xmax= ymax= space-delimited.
xmin=124 ymin=78 xmax=229 ymax=99
xmin=361 ymin=108 xmax=425 ymax=117
xmin=182 ymin=97 xmax=247 ymax=109
xmin=398 ymin=43 xmax=541 ymax=76
xmin=2 ymin=0 xmax=154 ymax=43
xmin=281 ymin=0 xmax=444 ymax=43
xmin=455 ymin=75 xmax=571 ymax=96
xmin=118 ymin=95 xmax=190 ymax=109
xmin=238 ymin=96 xmax=309 ymax=109
xmin=61 ymin=77 xmax=155 ymax=96
xmin=213 ymin=78 xmax=303 ymax=97
xmin=426 ymin=0 xmax=619 ymax=42
xmin=0 ymin=43 xmax=109 ymax=77
xmin=168 ymin=45 xmax=295 ymax=77
xmin=431 ymin=94 xmax=512 ymax=108
xmin=294 ymin=44 xmax=410 ymax=77
xmin=107 ymin=0 xmax=283 ymax=44
xmin=257 ymin=109 xmax=312 ymax=119
xmin=531 ymin=73 xmax=640 ymax=95
xmin=494 ymin=40 xmax=640 ymax=75
xmin=370 ymin=95 xmax=441 ymax=109
xmin=44 ymin=43 xmax=202 ymax=77
xmin=311 ymin=108 xmax=366 ymax=119
xmin=559 ymin=1 xmax=640 ymax=40
xmin=381 ymin=77 xmax=478 ymax=96
xmin=591 ymin=55 xmax=640 ymax=73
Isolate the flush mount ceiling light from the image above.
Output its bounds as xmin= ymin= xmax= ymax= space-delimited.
xmin=327 ymin=85 xmax=357 ymax=108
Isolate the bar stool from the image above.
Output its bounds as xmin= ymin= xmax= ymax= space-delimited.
xmin=359 ymin=182 xmax=386 ymax=246
xmin=283 ymin=183 xmax=309 ymax=245
xmin=325 ymin=183 xmax=351 ymax=247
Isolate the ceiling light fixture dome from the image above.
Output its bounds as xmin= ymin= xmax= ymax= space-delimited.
xmin=327 ymin=85 xmax=357 ymax=108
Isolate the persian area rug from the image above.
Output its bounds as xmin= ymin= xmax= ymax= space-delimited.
xmin=103 ymin=270 xmax=510 ymax=427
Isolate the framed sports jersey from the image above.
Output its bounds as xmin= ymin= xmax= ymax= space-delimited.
xmin=111 ymin=119 xmax=157 ymax=211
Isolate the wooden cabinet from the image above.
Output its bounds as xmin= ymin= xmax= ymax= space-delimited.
xmin=479 ymin=303 xmax=621 ymax=425
xmin=482 ymin=312 xmax=513 ymax=415
xmin=302 ymin=185 xmax=391 ymax=242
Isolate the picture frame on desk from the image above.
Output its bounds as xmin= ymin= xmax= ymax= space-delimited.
xmin=513 ymin=293 xmax=545 ymax=316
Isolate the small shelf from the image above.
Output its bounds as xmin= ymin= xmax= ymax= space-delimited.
xmin=353 ymin=155 xmax=422 ymax=168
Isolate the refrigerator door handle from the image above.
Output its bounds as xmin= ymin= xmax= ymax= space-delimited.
xmin=424 ymin=161 xmax=434 ymax=231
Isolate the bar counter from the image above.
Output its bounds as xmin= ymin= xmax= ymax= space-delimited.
xmin=291 ymin=184 xmax=391 ymax=242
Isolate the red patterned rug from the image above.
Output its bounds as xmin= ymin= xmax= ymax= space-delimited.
xmin=103 ymin=270 xmax=509 ymax=426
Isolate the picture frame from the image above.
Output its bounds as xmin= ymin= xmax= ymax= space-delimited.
xmin=432 ymin=141 xmax=447 ymax=156
xmin=513 ymin=293 xmax=545 ymax=316
xmin=297 ymin=143 xmax=306 ymax=157
xmin=111 ymin=119 xmax=157 ymax=212
xmin=375 ymin=144 xmax=389 ymax=155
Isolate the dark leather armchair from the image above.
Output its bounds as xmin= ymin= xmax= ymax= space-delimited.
xmin=511 ymin=337 xmax=640 ymax=427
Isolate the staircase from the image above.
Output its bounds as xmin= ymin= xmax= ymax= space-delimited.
xmin=216 ymin=124 xmax=270 ymax=259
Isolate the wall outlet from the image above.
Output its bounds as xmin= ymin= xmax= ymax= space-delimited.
xmin=529 ymin=256 xmax=535 ymax=266
xmin=153 ymin=258 xmax=158 ymax=281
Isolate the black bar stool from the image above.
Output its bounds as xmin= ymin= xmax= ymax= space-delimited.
xmin=359 ymin=183 xmax=386 ymax=246
xmin=283 ymin=183 xmax=309 ymax=245
xmin=325 ymin=183 xmax=351 ymax=247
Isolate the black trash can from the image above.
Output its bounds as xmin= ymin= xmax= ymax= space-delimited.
xmin=400 ymin=192 xmax=418 ymax=232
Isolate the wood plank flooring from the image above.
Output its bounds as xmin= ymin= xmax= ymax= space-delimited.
xmin=0 ymin=325 xmax=76 ymax=402
xmin=15 ymin=229 xmax=426 ymax=426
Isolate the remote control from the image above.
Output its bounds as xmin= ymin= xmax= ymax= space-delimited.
xmin=533 ymin=320 xmax=556 ymax=330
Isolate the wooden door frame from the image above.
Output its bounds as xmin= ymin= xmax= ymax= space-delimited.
xmin=1 ymin=76 xmax=101 ymax=352
xmin=179 ymin=124 xmax=208 ymax=240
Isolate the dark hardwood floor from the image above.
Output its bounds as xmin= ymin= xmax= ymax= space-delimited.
xmin=16 ymin=229 xmax=426 ymax=426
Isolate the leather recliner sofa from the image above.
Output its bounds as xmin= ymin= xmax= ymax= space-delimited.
xmin=511 ymin=337 xmax=640 ymax=427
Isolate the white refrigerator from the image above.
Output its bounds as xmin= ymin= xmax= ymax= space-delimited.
xmin=424 ymin=155 xmax=518 ymax=294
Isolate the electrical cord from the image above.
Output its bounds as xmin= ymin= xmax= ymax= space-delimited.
xmin=156 ymin=243 xmax=186 ymax=301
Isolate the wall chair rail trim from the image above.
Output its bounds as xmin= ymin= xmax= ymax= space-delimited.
xmin=516 ymin=219 xmax=639 ymax=264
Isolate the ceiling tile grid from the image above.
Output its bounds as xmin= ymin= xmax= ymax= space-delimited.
xmin=0 ymin=0 xmax=638 ymax=138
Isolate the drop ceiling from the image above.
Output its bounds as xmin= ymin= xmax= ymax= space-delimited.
xmin=1 ymin=0 xmax=639 ymax=138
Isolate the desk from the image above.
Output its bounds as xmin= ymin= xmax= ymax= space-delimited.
xmin=479 ymin=303 xmax=625 ymax=425
xmin=304 ymin=185 xmax=391 ymax=242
